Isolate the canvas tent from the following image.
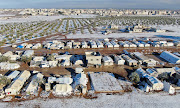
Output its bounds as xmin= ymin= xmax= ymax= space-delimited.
xmin=53 ymin=84 xmax=72 ymax=96
xmin=73 ymin=73 xmax=88 ymax=94
xmin=5 ymin=70 xmax=31 ymax=95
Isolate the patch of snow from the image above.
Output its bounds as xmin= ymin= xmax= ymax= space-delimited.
xmin=0 ymin=92 xmax=179 ymax=108
xmin=0 ymin=14 xmax=98 ymax=24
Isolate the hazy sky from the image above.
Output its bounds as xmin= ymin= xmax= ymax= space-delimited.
xmin=0 ymin=0 xmax=180 ymax=9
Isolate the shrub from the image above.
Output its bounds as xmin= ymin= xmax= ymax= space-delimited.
xmin=21 ymin=56 xmax=32 ymax=64
xmin=0 ymin=56 xmax=9 ymax=63
xmin=129 ymin=72 xmax=140 ymax=84
xmin=47 ymin=55 xmax=55 ymax=61
xmin=158 ymin=72 xmax=170 ymax=81
xmin=0 ymin=76 xmax=11 ymax=86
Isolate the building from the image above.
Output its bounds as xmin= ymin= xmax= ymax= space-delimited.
xmin=3 ymin=51 xmax=13 ymax=57
xmin=133 ymin=28 xmax=143 ymax=33
xmin=131 ymin=24 xmax=149 ymax=33
xmin=65 ymin=42 xmax=73 ymax=49
xmin=81 ymin=41 xmax=88 ymax=48
xmin=96 ymin=41 xmax=104 ymax=48
xmin=49 ymin=61 xmax=58 ymax=67
xmin=102 ymin=56 xmax=114 ymax=66
xmin=143 ymin=42 xmax=150 ymax=47
xmin=33 ymin=56 xmax=44 ymax=62
xmin=110 ymin=41 xmax=119 ymax=48
xmin=60 ymin=59 xmax=70 ymax=66
xmin=104 ymin=42 xmax=113 ymax=48
xmin=40 ymin=61 xmax=50 ymax=68
xmin=9 ymin=55 xmax=20 ymax=61
xmin=118 ymin=41 xmax=130 ymax=47
xmin=30 ymin=60 xmax=41 ymax=67
xmin=134 ymin=41 xmax=144 ymax=47
xmin=122 ymin=54 xmax=138 ymax=67
xmin=160 ymin=51 xmax=180 ymax=64
xmin=129 ymin=42 xmax=137 ymax=47
xmin=5 ymin=70 xmax=31 ymax=95
xmin=0 ymin=62 xmax=20 ymax=70
xmin=6 ymin=70 xmax=20 ymax=79
xmin=167 ymin=42 xmax=174 ymax=47
xmin=133 ymin=52 xmax=157 ymax=66
xmin=71 ymin=55 xmax=84 ymax=66
xmin=174 ymin=41 xmax=180 ymax=47
xmin=109 ymin=24 xmax=118 ymax=29
xmin=25 ymin=44 xmax=33 ymax=49
xmin=114 ymin=55 xmax=125 ymax=65
xmin=73 ymin=42 xmax=81 ymax=49
xmin=48 ymin=77 xmax=73 ymax=84
xmin=152 ymin=42 xmax=160 ymax=47
xmin=89 ymin=41 xmax=97 ymax=48
xmin=85 ymin=51 xmax=102 ymax=66
xmin=146 ymin=68 xmax=177 ymax=77
xmin=136 ymin=68 xmax=163 ymax=91
xmin=32 ymin=43 xmax=42 ymax=49
xmin=49 ymin=44 xmax=58 ymax=50
xmin=156 ymin=29 xmax=166 ymax=33
xmin=45 ymin=83 xmax=51 ymax=91
xmin=22 ymin=50 xmax=34 ymax=57
xmin=56 ymin=77 xmax=73 ymax=84
xmin=173 ymin=52 xmax=180 ymax=57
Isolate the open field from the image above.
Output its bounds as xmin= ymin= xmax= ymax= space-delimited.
xmin=0 ymin=14 xmax=98 ymax=24
xmin=0 ymin=15 xmax=98 ymax=47
xmin=67 ymin=25 xmax=180 ymax=39
xmin=1 ymin=15 xmax=180 ymax=48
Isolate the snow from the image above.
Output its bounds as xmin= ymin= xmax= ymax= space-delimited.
xmin=89 ymin=72 xmax=123 ymax=92
xmin=67 ymin=31 xmax=180 ymax=40
xmin=0 ymin=14 xmax=15 ymax=17
xmin=67 ymin=25 xmax=180 ymax=40
xmin=0 ymin=92 xmax=179 ymax=108
xmin=0 ymin=14 xmax=98 ymax=24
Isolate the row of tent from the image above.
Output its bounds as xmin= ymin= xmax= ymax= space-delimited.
xmin=13 ymin=39 xmax=180 ymax=50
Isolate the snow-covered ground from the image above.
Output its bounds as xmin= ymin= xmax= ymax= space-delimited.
xmin=0 ymin=14 xmax=15 ymax=17
xmin=0 ymin=14 xmax=98 ymax=24
xmin=0 ymin=92 xmax=179 ymax=108
xmin=67 ymin=25 xmax=180 ymax=40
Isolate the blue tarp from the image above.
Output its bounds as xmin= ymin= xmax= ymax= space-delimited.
xmin=17 ymin=45 xmax=23 ymax=48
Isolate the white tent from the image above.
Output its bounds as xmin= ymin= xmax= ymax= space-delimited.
xmin=23 ymin=73 xmax=44 ymax=95
xmin=0 ymin=62 xmax=20 ymax=70
xmin=53 ymin=84 xmax=72 ymax=96
xmin=160 ymin=51 xmax=180 ymax=64
xmin=7 ymin=70 xmax=20 ymax=79
xmin=102 ymin=56 xmax=114 ymax=66
xmin=5 ymin=70 xmax=31 ymax=95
